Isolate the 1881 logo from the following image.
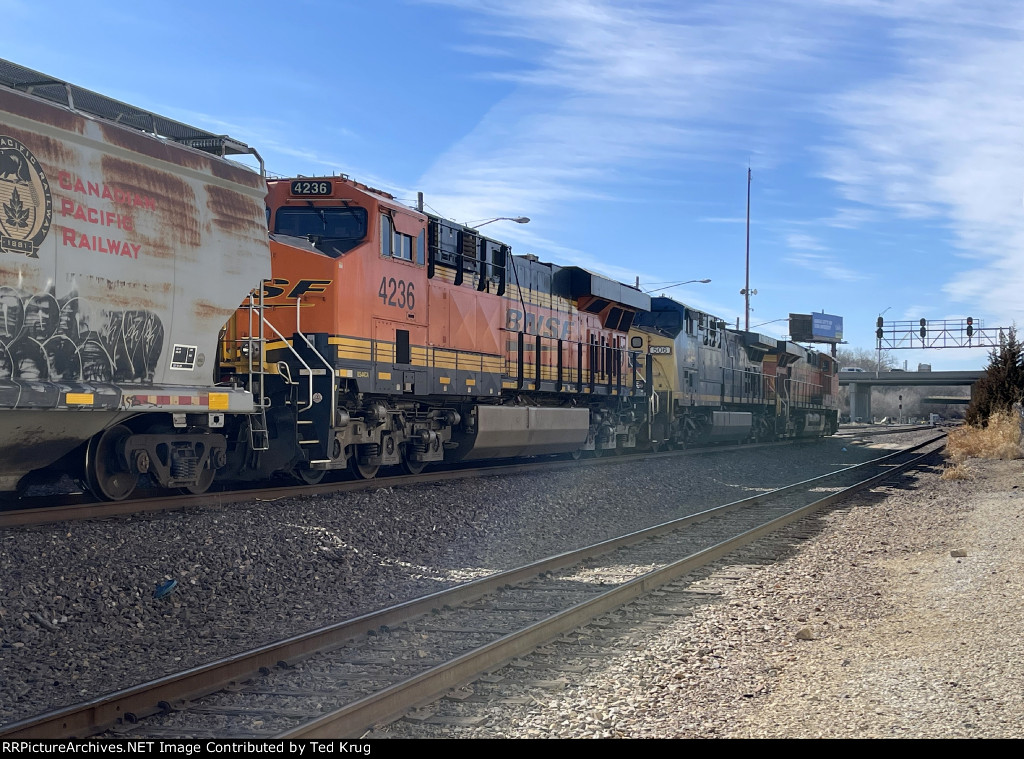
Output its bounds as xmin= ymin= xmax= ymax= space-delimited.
xmin=0 ymin=136 xmax=52 ymax=258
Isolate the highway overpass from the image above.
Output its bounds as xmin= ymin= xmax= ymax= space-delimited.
xmin=839 ymin=370 xmax=982 ymax=420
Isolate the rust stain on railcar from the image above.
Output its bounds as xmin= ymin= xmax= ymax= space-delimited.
xmin=208 ymin=153 xmax=267 ymax=190
xmin=99 ymin=120 xmax=207 ymax=173
xmin=100 ymin=155 xmax=200 ymax=252
xmin=0 ymin=125 xmax=77 ymax=170
xmin=205 ymin=184 xmax=266 ymax=237
xmin=72 ymin=273 xmax=171 ymax=311
xmin=99 ymin=121 xmax=265 ymax=193
xmin=0 ymin=89 xmax=84 ymax=136
xmin=192 ymin=298 xmax=237 ymax=322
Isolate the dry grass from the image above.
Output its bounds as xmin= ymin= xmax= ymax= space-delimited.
xmin=940 ymin=461 xmax=974 ymax=481
xmin=945 ymin=409 xmax=1023 ymax=464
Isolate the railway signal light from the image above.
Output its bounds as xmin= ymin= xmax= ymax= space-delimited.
xmin=919 ymin=318 xmax=927 ymax=340
xmin=876 ymin=315 xmax=884 ymax=340
xmin=967 ymin=316 xmax=974 ymax=337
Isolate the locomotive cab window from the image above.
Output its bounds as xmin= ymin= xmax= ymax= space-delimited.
xmin=274 ymin=206 xmax=368 ymax=257
xmin=381 ymin=213 xmax=423 ymax=264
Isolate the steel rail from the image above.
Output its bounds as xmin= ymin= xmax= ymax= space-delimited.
xmin=0 ymin=434 xmax=944 ymax=739
xmin=281 ymin=435 xmax=945 ymax=738
xmin=0 ymin=438 xmax=806 ymax=529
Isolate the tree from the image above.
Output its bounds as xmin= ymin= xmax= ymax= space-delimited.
xmin=965 ymin=326 xmax=1024 ymax=426
xmin=836 ymin=347 xmax=895 ymax=372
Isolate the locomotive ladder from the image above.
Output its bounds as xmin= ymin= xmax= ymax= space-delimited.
xmin=251 ymin=296 xmax=337 ymax=471
xmin=291 ymin=296 xmax=338 ymax=468
xmin=243 ymin=288 xmax=270 ymax=452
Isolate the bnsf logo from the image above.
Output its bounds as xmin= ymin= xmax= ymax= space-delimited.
xmin=505 ymin=308 xmax=573 ymax=340
xmin=261 ymin=278 xmax=332 ymax=300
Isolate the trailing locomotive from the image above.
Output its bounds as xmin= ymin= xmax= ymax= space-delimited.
xmin=0 ymin=58 xmax=838 ymax=501
xmin=630 ymin=297 xmax=838 ymax=449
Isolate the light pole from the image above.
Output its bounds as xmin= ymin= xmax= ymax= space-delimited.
xmin=641 ymin=278 xmax=711 ymax=294
xmin=744 ymin=167 xmax=752 ymax=331
xmin=467 ymin=216 xmax=530 ymax=228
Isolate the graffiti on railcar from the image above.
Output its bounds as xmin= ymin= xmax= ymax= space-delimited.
xmin=0 ymin=284 xmax=163 ymax=382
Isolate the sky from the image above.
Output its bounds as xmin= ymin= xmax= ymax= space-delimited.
xmin=5 ymin=0 xmax=1024 ymax=370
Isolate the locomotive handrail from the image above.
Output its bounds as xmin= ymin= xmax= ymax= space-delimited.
xmin=260 ymin=316 xmax=316 ymax=414
xmin=294 ymin=295 xmax=338 ymax=422
xmin=246 ymin=288 xmax=269 ymax=409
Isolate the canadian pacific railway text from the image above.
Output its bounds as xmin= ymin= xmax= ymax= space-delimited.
xmin=56 ymin=171 xmax=155 ymax=260
xmin=57 ymin=172 xmax=156 ymax=210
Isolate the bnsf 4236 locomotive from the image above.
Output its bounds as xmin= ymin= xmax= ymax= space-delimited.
xmin=216 ymin=176 xmax=652 ymax=485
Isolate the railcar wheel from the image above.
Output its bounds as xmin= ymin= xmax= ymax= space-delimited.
xmin=401 ymin=458 xmax=427 ymax=475
xmin=182 ymin=465 xmax=216 ymax=495
xmin=569 ymin=448 xmax=583 ymax=461
xmin=293 ymin=468 xmax=326 ymax=486
xmin=84 ymin=425 xmax=138 ymax=501
xmin=353 ymin=461 xmax=380 ymax=480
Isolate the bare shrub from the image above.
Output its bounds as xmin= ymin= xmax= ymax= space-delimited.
xmin=946 ymin=409 xmax=1023 ymax=462
xmin=940 ymin=462 xmax=974 ymax=481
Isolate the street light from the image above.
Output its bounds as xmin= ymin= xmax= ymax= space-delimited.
xmin=641 ymin=278 xmax=711 ymax=294
xmin=467 ymin=216 xmax=530 ymax=228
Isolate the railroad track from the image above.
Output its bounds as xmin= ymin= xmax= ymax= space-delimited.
xmin=833 ymin=423 xmax=936 ymax=438
xmin=0 ymin=433 xmax=945 ymax=739
xmin=0 ymin=437 xmax=811 ymax=528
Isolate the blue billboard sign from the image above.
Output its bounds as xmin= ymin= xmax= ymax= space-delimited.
xmin=789 ymin=312 xmax=844 ymax=343
xmin=812 ymin=312 xmax=843 ymax=341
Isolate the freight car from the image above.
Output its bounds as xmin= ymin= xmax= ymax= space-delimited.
xmin=0 ymin=59 xmax=269 ymax=499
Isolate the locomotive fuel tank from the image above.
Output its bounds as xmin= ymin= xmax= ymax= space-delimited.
xmin=0 ymin=59 xmax=270 ymax=494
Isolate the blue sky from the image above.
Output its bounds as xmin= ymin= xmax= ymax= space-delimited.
xmin=6 ymin=0 xmax=1024 ymax=370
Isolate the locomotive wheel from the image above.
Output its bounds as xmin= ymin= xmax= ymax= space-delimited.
xmin=401 ymin=457 xmax=427 ymax=475
xmin=84 ymin=425 xmax=138 ymax=501
xmin=353 ymin=460 xmax=380 ymax=480
xmin=569 ymin=448 xmax=583 ymax=461
xmin=293 ymin=468 xmax=326 ymax=486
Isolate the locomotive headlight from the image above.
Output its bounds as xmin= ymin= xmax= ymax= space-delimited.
xmin=630 ymin=336 xmax=644 ymax=349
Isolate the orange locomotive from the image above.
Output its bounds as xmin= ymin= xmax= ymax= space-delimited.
xmin=762 ymin=341 xmax=840 ymax=438
xmin=219 ymin=175 xmax=652 ymax=483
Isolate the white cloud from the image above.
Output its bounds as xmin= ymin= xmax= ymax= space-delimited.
xmin=418 ymin=0 xmax=841 ymax=232
xmin=786 ymin=233 xmax=828 ymax=251
xmin=816 ymin=3 xmax=1024 ymax=324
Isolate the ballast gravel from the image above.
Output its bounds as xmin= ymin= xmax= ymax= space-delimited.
xmin=0 ymin=431 xmax=962 ymax=735
xmin=381 ymin=447 xmax=1024 ymax=739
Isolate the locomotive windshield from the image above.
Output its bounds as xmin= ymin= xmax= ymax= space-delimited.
xmin=274 ymin=207 xmax=368 ymax=257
